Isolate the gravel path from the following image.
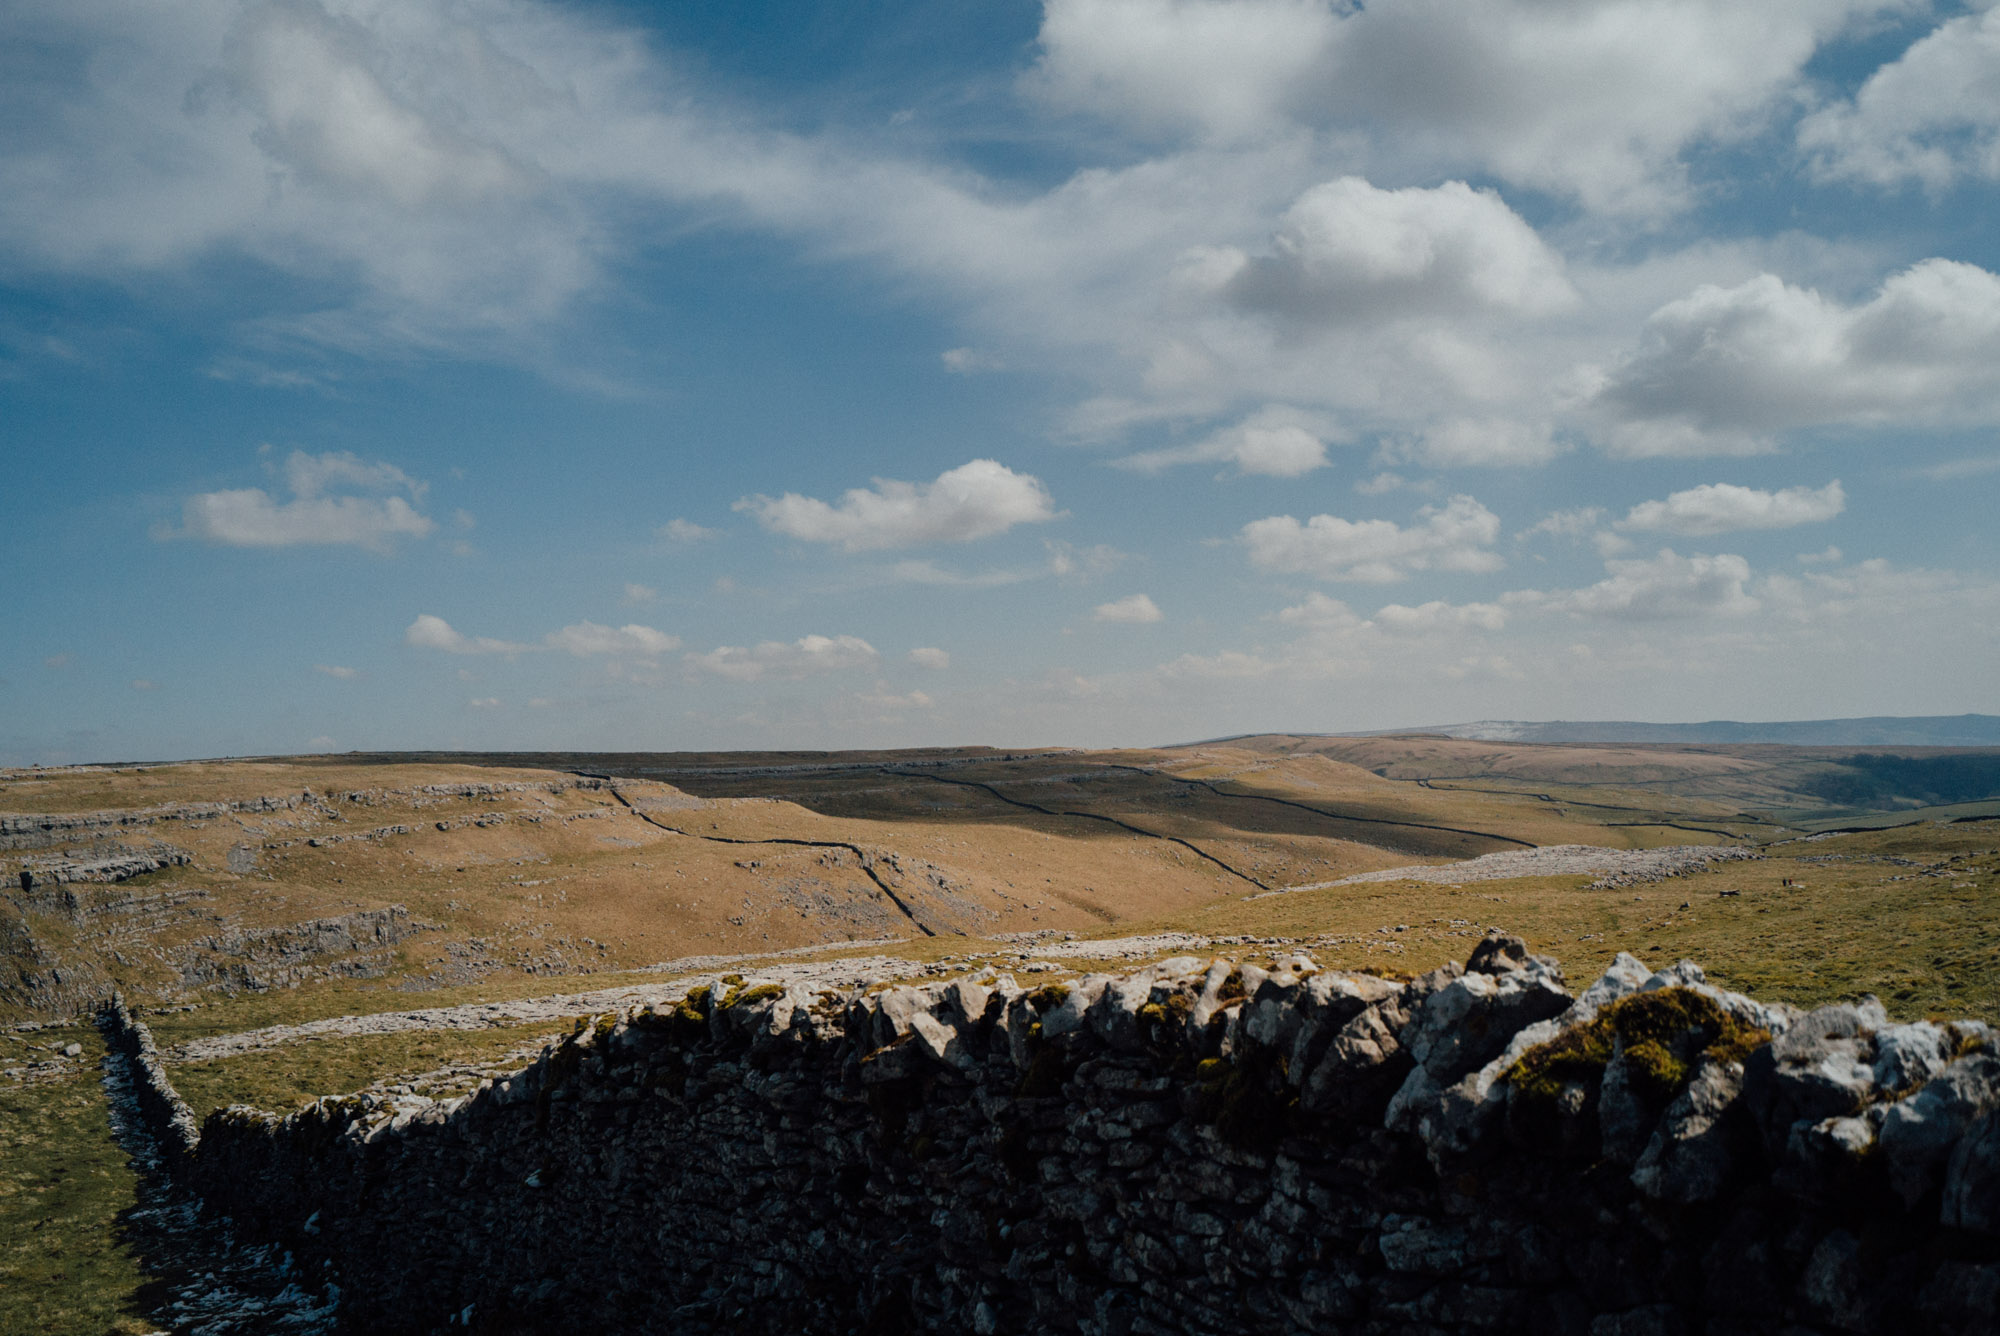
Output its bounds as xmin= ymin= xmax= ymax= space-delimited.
xmin=1254 ymin=843 xmax=1758 ymax=897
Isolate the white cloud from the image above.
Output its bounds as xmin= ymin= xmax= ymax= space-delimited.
xmin=1204 ymin=178 xmax=1575 ymax=325
xmin=1799 ymin=7 xmax=2000 ymax=191
xmin=737 ymin=460 xmax=1058 ymax=551
xmin=1587 ymin=261 xmax=2000 ymax=455
xmin=544 ymin=621 xmax=679 ymax=657
xmin=1274 ymin=589 xmax=1502 ymax=636
xmin=1373 ymin=600 xmax=1507 ymax=633
xmin=1275 ymin=591 xmax=1363 ymax=631
xmin=1032 ymin=0 xmax=1902 ymax=213
xmin=1354 ymin=472 xmax=1407 ymax=496
xmin=1618 ymin=481 xmax=1845 ymax=536
xmin=1029 ymin=0 xmax=1339 ymax=140
xmin=1509 ymin=549 xmax=1760 ymax=620
xmin=1115 ymin=405 xmax=1331 ymax=477
xmin=908 ymin=647 xmax=951 ymax=670
xmin=1241 ymin=494 xmax=1503 ymax=583
xmin=404 ymin=614 xmax=531 ymax=655
xmin=686 ymin=634 xmax=880 ymax=681
xmin=468 ymin=696 xmax=501 ymax=709
xmin=130 ymin=678 xmax=156 ymax=691
xmin=173 ymin=488 xmax=434 ymax=550
xmin=1303 ymin=0 xmax=1908 ymax=215
xmin=166 ymin=449 xmax=434 ymax=550
xmin=1094 ymin=593 xmax=1163 ymax=623
xmin=1517 ymin=507 xmax=1605 ymax=542
xmin=622 ymin=582 xmax=657 ymax=605
xmin=1798 ymin=545 xmax=1843 ymax=565
xmin=314 ymin=664 xmax=358 ymax=679
xmin=658 ymin=519 xmax=717 ymax=545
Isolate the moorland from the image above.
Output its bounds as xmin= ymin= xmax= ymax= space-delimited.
xmin=4 ymin=734 xmax=1998 ymax=1333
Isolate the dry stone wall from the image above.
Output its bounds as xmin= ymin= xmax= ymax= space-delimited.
xmin=105 ymin=935 xmax=2000 ymax=1336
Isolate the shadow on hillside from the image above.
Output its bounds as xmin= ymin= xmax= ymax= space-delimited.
xmin=305 ymin=750 xmax=1526 ymax=860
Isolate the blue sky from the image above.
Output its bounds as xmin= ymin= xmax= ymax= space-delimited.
xmin=4 ymin=0 xmax=1999 ymax=762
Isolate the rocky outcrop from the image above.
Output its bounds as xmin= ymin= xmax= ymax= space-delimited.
xmin=120 ymin=934 xmax=2000 ymax=1335
xmin=176 ymin=906 xmax=424 ymax=992
xmin=0 ymin=777 xmax=610 ymax=851
xmin=14 ymin=848 xmax=193 ymax=891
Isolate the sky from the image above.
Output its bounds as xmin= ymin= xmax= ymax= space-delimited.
xmin=4 ymin=0 xmax=1999 ymax=763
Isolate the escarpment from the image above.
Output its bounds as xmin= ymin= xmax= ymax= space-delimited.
xmin=106 ymin=936 xmax=2000 ymax=1335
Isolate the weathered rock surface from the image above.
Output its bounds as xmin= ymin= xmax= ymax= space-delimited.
xmin=96 ymin=932 xmax=1999 ymax=1336
xmin=174 ymin=905 xmax=423 ymax=992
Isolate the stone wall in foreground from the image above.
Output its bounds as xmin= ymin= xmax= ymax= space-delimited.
xmin=157 ymin=935 xmax=2000 ymax=1335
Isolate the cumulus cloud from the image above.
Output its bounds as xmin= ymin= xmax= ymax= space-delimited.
xmin=1094 ymin=593 xmax=1163 ymax=623
xmin=737 ymin=460 xmax=1058 ymax=551
xmin=1115 ymin=406 xmax=1331 ymax=477
xmin=1587 ymin=261 xmax=2000 ymax=456
xmin=1202 ymin=178 xmax=1575 ymax=325
xmin=1241 ymin=494 xmax=1503 ymax=583
xmin=908 ymin=647 xmax=951 ymax=670
xmin=622 ymin=583 xmax=657 ymax=605
xmin=174 ymin=488 xmax=433 ymax=550
xmin=1276 ymin=591 xmax=1364 ymax=631
xmin=544 ymin=621 xmax=679 ymax=657
xmin=165 ymin=449 xmax=434 ymax=551
xmin=404 ymin=614 xmax=531 ymax=655
xmin=1033 ymin=0 xmax=1897 ymax=213
xmin=1029 ymin=0 xmax=1339 ymax=140
xmin=686 ymin=634 xmax=879 ymax=681
xmin=1618 ymin=481 xmax=1845 ymax=536
xmin=1509 ymin=550 xmax=1759 ymax=620
xmin=1799 ymin=7 xmax=2000 ymax=191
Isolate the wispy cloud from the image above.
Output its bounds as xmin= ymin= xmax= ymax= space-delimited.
xmin=687 ymin=634 xmax=880 ymax=681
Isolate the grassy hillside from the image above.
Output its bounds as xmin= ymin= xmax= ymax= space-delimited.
xmin=4 ymin=738 xmax=1998 ymax=1332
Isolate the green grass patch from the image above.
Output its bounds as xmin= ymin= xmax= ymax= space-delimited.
xmin=0 ymin=1029 xmax=153 ymax=1336
xmin=166 ymin=1020 xmax=567 ymax=1121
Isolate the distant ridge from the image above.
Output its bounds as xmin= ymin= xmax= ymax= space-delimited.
xmin=1341 ymin=714 xmax=2000 ymax=747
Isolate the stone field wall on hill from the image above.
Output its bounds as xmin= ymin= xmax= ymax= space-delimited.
xmin=104 ymin=935 xmax=2000 ymax=1335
